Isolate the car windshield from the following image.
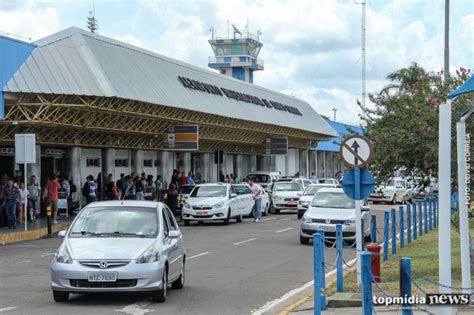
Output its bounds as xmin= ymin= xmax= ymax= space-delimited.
xmin=311 ymin=191 xmax=355 ymax=209
xmin=383 ymin=180 xmax=395 ymax=187
xmin=246 ymin=174 xmax=270 ymax=183
xmin=69 ymin=206 xmax=158 ymax=238
xmin=274 ymin=182 xmax=301 ymax=192
xmin=179 ymin=186 xmax=195 ymax=194
xmin=190 ymin=185 xmax=227 ymax=198
xmin=318 ymin=179 xmax=334 ymax=184
xmin=304 ymin=186 xmax=328 ymax=195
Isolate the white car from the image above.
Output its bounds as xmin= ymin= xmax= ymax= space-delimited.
xmin=270 ymin=181 xmax=304 ymax=214
xmin=369 ymin=178 xmax=412 ymax=204
xmin=300 ymin=188 xmax=371 ymax=244
xmin=233 ymin=184 xmax=270 ymax=216
xmin=182 ymin=183 xmax=253 ymax=225
xmin=297 ymin=183 xmax=337 ymax=219
xmin=316 ymin=178 xmax=339 ymax=186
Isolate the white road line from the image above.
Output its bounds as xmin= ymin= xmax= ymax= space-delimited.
xmin=188 ymin=251 xmax=210 ymax=260
xmin=251 ymin=256 xmax=357 ymax=315
xmin=17 ymin=260 xmax=31 ymax=264
xmin=40 ymin=252 xmax=55 ymax=258
xmin=233 ymin=238 xmax=257 ymax=246
xmin=279 ymin=218 xmax=292 ymax=221
xmin=0 ymin=307 xmax=17 ymax=313
xmin=262 ymin=217 xmax=277 ymax=221
xmin=275 ymin=227 xmax=293 ymax=233
xmin=115 ymin=302 xmax=153 ymax=315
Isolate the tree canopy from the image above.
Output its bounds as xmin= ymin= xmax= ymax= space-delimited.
xmin=359 ymin=63 xmax=473 ymax=187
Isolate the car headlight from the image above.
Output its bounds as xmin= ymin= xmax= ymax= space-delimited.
xmin=274 ymin=195 xmax=282 ymax=201
xmin=299 ymin=200 xmax=308 ymax=205
xmin=184 ymin=203 xmax=192 ymax=210
xmin=136 ymin=244 xmax=160 ymax=264
xmin=344 ymin=219 xmax=356 ymax=225
xmin=213 ymin=201 xmax=225 ymax=208
xmin=55 ymin=242 xmax=73 ymax=264
xmin=302 ymin=215 xmax=312 ymax=223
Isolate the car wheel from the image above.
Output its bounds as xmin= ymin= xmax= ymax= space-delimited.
xmin=297 ymin=212 xmax=303 ymax=219
xmin=184 ymin=220 xmax=190 ymax=226
xmin=300 ymin=235 xmax=309 ymax=245
xmin=236 ymin=214 xmax=243 ymax=223
xmin=274 ymin=208 xmax=280 ymax=214
xmin=171 ymin=259 xmax=185 ymax=289
xmin=152 ymin=265 xmax=167 ymax=303
xmin=223 ymin=209 xmax=230 ymax=225
xmin=53 ymin=290 xmax=69 ymax=302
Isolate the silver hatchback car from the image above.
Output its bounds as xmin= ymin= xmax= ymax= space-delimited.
xmin=51 ymin=201 xmax=186 ymax=303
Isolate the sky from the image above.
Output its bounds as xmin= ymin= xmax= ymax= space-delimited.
xmin=0 ymin=0 xmax=472 ymax=125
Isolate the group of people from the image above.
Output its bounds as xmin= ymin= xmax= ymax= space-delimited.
xmin=0 ymin=174 xmax=75 ymax=229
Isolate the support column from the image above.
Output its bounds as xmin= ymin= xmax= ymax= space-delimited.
xmin=131 ymin=149 xmax=144 ymax=175
xmin=183 ymin=152 xmax=191 ymax=174
xmin=250 ymin=155 xmax=257 ymax=172
xmin=158 ymin=151 xmax=173 ymax=189
xmin=104 ymin=148 xmax=115 ymax=178
xmin=235 ymin=154 xmax=243 ymax=182
xmin=28 ymin=145 xmax=42 ymax=214
xmin=201 ymin=153 xmax=210 ymax=184
xmin=299 ymin=149 xmax=308 ymax=177
xmin=69 ymin=147 xmax=82 ymax=207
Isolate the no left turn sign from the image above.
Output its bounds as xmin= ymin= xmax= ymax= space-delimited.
xmin=340 ymin=135 xmax=373 ymax=168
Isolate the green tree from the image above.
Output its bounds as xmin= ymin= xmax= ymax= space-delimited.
xmin=359 ymin=63 xmax=473 ymax=187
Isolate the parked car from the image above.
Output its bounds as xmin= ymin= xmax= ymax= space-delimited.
xmin=51 ymin=200 xmax=185 ymax=303
xmin=299 ymin=188 xmax=371 ymax=244
xmin=270 ymin=181 xmax=304 ymax=214
xmin=277 ymin=176 xmax=313 ymax=189
xmin=315 ymin=178 xmax=339 ymax=186
xmin=245 ymin=171 xmax=281 ymax=192
xmin=297 ymin=183 xmax=337 ymax=219
xmin=368 ymin=178 xmax=412 ymax=204
xmin=178 ymin=185 xmax=195 ymax=212
xmin=233 ymin=183 xmax=270 ymax=216
xmin=182 ymin=183 xmax=253 ymax=225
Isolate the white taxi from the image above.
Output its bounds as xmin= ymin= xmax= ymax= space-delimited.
xmin=182 ymin=183 xmax=253 ymax=226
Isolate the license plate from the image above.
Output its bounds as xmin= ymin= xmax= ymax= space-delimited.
xmin=87 ymin=272 xmax=117 ymax=282
xmin=288 ymin=201 xmax=297 ymax=205
xmin=372 ymin=193 xmax=380 ymax=197
xmin=196 ymin=212 xmax=208 ymax=216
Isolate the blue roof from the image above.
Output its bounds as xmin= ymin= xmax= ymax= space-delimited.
xmin=448 ymin=74 xmax=474 ymax=99
xmin=315 ymin=120 xmax=363 ymax=152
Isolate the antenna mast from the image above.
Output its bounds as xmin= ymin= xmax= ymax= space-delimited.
xmin=354 ymin=0 xmax=366 ymax=109
xmin=87 ymin=4 xmax=99 ymax=33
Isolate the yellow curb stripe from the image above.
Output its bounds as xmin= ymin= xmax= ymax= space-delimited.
xmin=0 ymin=222 xmax=71 ymax=245
xmin=279 ymin=295 xmax=310 ymax=315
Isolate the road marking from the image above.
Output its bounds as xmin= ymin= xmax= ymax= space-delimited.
xmin=188 ymin=251 xmax=210 ymax=260
xmin=40 ymin=252 xmax=55 ymax=257
xmin=251 ymin=256 xmax=358 ymax=315
xmin=115 ymin=302 xmax=153 ymax=315
xmin=233 ymin=238 xmax=257 ymax=245
xmin=0 ymin=307 xmax=16 ymax=313
xmin=275 ymin=227 xmax=293 ymax=233
xmin=279 ymin=218 xmax=292 ymax=221
xmin=17 ymin=260 xmax=31 ymax=264
xmin=262 ymin=217 xmax=277 ymax=221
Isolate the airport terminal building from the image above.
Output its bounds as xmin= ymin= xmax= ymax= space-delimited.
xmin=0 ymin=27 xmax=337 ymax=189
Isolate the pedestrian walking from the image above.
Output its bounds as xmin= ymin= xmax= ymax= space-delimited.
xmin=135 ymin=176 xmax=145 ymax=200
xmin=82 ymin=175 xmax=97 ymax=205
xmin=179 ymin=172 xmax=187 ymax=187
xmin=111 ymin=181 xmax=121 ymax=200
xmin=186 ymin=172 xmax=195 ymax=185
xmin=155 ymin=175 xmax=163 ymax=201
xmin=4 ymin=179 xmax=20 ymax=229
xmin=18 ymin=182 xmax=29 ymax=225
xmin=248 ymin=178 xmax=262 ymax=223
xmin=167 ymin=184 xmax=179 ymax=217
xmin=46 ymin=175 xmax=61 ymax=223
xmin=27 ymin=175 xmax=40 ymax=223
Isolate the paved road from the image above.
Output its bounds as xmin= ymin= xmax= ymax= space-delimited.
xmin=0 ymin=204 xmax=403 ymax=315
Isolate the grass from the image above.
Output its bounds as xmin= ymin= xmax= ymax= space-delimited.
xmin=326 ymin=223 xmax=474 ymax=297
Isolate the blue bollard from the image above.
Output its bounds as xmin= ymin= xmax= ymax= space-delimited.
xmin=361 ymin=251 xmax=373 ymax=315
xmin=336 ymin=224 xmax=343 ymax=293
xmin=361 ymin=217 xmax=365 ymax=249
xmin=313 ymin=233 xmax=322 ymax=315
xmin=413 ymin=202 xmax=417 ymax=241
xmin=428 ymin=198 xmax=433 ymax=231
xmin=418 ymin=200 xmax=423 ymax=237
xmin=400 ymin=257 xmax=413 ymax=315
xmin=434 ymin=197 xmax=438 ymax=228
xmin=317 ymin=230 xmax=327 ymax=310
xmin=407 ymin=203 xmax=412 ymax=245
xmin=424 ymin=199 xmax=428 ymax=234
xmin=399 ymin=205 xmax=405 ymax=248
xmin=383 ymin=211 xmax=389 ymax=261
xmin=391 ymin=208 xmax=396 ymax=255
xmin=371 ymin=213 xmax=377 ymax=243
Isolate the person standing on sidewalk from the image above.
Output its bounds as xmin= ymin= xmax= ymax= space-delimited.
xmin=18 ymin=182 xmax=29 ymax=225
xmin=27 ymin=175 xmax=40 ymax=223
xmin=46 ymin=176 xmax=61 ymax=224
xmin=247 ymin=178 xmax=262 ymax=223
xmin=4 ymin=179 xmax=20 ymax=229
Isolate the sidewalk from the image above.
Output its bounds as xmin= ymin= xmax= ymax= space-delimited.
xmin=0 ymin=217 xmax=72 ymax=245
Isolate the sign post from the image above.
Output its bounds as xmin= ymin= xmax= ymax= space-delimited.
xmin=340 ymin=136 xmax=374 ymax=285
xmin=15 ymin=134 xmax=36 ymax=232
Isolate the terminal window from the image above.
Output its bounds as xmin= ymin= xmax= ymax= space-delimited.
xmin=144 ymin=159 xmax=153 ymax=167
xmin=86 ymin=158 xmax=101 ymax=167
xmin=115 ymin=159 xmax=129 ymax=167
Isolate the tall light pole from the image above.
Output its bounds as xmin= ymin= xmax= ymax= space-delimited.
xmin=332 ymin=107 xmax=337 ymax=121
xmin=354 ymin=0 xmax=367 ymax=109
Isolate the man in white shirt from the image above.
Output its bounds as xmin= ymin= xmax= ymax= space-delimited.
xmin=247 ymin=178 xmax=262 ymax=223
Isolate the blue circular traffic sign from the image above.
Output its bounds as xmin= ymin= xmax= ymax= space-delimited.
xmin=342 ymin=168 xmax=375 ymax=200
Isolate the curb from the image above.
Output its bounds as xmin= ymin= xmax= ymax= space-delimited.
xmin=0 ymin=222 xmax=71 ymax=245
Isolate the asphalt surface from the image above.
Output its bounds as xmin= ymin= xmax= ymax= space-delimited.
xmin=0 ymin=204 xmax=400 ymax=315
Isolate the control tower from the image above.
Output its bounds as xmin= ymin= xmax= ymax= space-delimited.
xmin=208 ymin=24 xmax=263 ymax=83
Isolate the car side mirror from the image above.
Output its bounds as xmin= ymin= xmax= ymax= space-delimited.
xmin=230 ymin=193 xmax=237 ymax=198
xmin=58 ymin=230 xmax=67 ymax=238
xmin=168 ymin=230 xmax=181 ymax=239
